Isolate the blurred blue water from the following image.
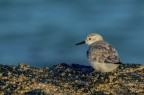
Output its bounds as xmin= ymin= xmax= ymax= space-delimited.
xmin=0 ymin=0 xmax=144 ymax=67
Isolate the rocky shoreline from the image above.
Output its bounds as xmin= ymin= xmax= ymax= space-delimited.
xmin=0 ymin=63 xmax=143 ymax=95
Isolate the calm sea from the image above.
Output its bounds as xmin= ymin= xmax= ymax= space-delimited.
xmin=0 ymin=0 xmax=144 ymax=67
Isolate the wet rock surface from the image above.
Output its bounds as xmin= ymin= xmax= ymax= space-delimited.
xmin=0 ymin=63 xmax=143 ymax=95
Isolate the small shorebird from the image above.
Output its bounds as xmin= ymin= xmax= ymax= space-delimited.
xmin=76 ymin=33 xmax=121 ymax=72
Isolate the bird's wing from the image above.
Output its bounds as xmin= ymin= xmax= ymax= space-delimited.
xmin=87 ymin=41 xmax=120 ymax=64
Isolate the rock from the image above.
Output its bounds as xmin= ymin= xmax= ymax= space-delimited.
xmin=0 ymin=63 xmax=143 ymax=95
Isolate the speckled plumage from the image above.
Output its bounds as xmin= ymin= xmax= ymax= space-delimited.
xmin=76 ymin=33 xmax=121 ymax=72
xmin=87 ymin=40 xmax=120 ymax=63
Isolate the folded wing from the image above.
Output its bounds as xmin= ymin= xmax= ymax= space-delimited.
xmin=87 ymin=41 xmax=121 ymax=64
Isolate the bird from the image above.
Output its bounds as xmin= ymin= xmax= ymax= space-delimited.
xmin=76 ymin=33 xmax=121 ymax=72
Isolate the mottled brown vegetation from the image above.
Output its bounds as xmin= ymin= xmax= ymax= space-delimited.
xmin=0 ymin=63 xmax=143 ymax=95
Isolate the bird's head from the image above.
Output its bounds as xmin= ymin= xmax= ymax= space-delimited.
xmin=76 ymin=33 xmax=103 ymax=46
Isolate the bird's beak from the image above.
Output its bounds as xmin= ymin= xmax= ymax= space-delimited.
xmin=75 ymin=41 xmax=85 ymax=45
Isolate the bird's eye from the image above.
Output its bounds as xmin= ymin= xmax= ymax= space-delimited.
xmin=89 ymin=38 xmax=91 ymax=40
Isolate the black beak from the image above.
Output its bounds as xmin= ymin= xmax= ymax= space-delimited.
xmin=75 ymin=41 xmax=85 ymax=45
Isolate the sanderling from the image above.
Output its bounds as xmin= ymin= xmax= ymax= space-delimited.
xmin=76 ymin=33 xmax=121 ymax=72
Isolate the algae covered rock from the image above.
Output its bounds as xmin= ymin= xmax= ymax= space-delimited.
xmin=0 ymin=63 xmax=143 ymax=95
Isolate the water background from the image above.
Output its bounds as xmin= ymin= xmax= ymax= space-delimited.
xmin=0 ymin=0 xmax=144 ymax=67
